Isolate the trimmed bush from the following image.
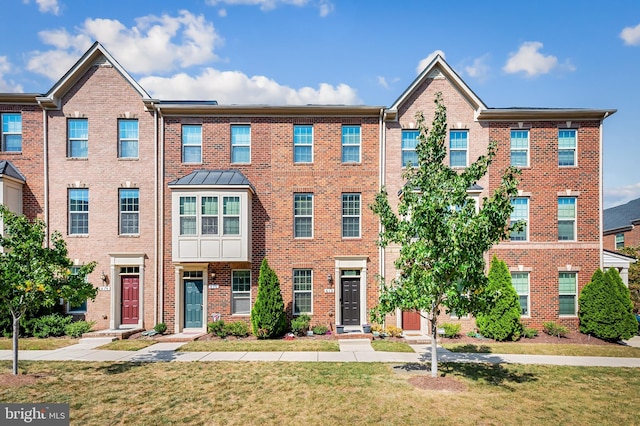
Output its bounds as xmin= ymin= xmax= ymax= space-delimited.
xmin=251 ymin=259 xmax=287 ymax=339
xmin=579 ymin=268 xmax=638 ymax=341
xmin=441 ymin=322 xmax=461 ymax=338
xmin=312 ymin=324 xmax=328 ymax=335
xmin=543 ymin=321 xmax=569 ymax=338
xmin=291 ymin=314 xmax=311 ymax=336
xmin=476 ymin=255 xmax=523 ymax=341
xmin=385 ymin=325 xmax=403 ymax=337
xmin=64 ymin=320 xmax=95 ymax=338
xmin=523 ymin=327 xmax=538 ymax=339
xmin=225 ymin=321 xmax=250 ymax=337
xmin=30 ymin=313 xmax=72 ymax=338
xmin=207 ymin=319 xmax=227 ymax=338
xmin=154 ymin=323 xmax=167 ymax=334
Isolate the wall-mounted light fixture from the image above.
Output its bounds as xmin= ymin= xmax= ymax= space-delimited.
xmin=210 ymin=271 xmax=216 ymax=280
xmin=327 ymin=274 xmax=333 ymax=286
xmin=100 ymin=271 xmax=108 ymax=285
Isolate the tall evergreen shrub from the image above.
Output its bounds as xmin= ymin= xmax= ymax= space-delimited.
xmin=579 ymin=268 xmax=638 ymax=341
xmin=475 ymin=255 xmax=523 ymax=341
xmin=250 ymin=259 xmax=287 ymax=338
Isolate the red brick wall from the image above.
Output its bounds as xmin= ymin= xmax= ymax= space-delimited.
xmin=162 ymin=115 xmax=380 ymax=332
xmin=604 ymin=227 xmax=640 ymax=251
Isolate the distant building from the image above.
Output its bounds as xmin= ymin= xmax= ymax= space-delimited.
xmin=604 ymin=198 xmax=640 ymax=251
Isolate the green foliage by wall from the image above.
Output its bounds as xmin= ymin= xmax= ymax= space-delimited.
xmin=579 ymin=268 xmax=638 ymax=341
xmin=475 ymin=255 xmax=523 ymax=341
xmin=250 ymin=259 xmax=287 ymax=339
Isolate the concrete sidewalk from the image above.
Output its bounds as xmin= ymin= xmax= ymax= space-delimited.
xmin=1 ymin=336 xmax=639 ymax=367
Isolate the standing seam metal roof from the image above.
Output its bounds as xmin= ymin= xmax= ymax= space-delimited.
xmin=168 ymin=169 xmax=255 ymax=192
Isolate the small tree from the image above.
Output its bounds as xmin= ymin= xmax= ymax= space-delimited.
xmin=251 ymin=258 xmax=286 ymax=338
xmin=579 ymin=268 xmax=638 ymax=341
xmin=476 ymin=255 xmax=523 ymax=341
xmin=370 ymin=93 xmax=520 ymax=377
xmin=0 ymin=206 xmax=97 ymax=374
xmin=618 ymin=246 xmax=640 ymax=313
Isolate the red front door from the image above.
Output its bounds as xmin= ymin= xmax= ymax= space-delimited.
xmin=402 ymin=310 xmax=421 ymax=331
xmin=121 ymin=276 xmax=139 ymax=325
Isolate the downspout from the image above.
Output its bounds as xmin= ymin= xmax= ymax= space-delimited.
xmin=153 ymin=105 xmax=159 ymax=325
xmin=42 ymin=108 xmax=49 ymax=245
xmin=378 ymin=109 xmax=386 ymax=284
xmin=158 ymin=110 xmax=165 ymax=324
xmin=599 ymin=114 xmax=607 ymax=270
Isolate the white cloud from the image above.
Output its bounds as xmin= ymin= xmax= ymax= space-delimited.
xmin=464 ymin=54 xmax=491 ymax=82
xmin=620 ymin=23 xmax=640 ymax=46
xmin=503 ymin=42 xmax=559 ymax=77
xmin=206 ymin=0 xmax=333 ymax=16
xmin=377 ymin=76 xmax=388 ymax=89
xmin=604 ymin=183 xmax=640 ymax=209
xmin=27 ymin=10 xmax=221 ymax=79
xmin=0 ymin=56 xmax=24 ymax=92
xmin=139 ymin=68 xmax=362 ymax=105
xmin=23 ymin=0 xmax=60 ymax=15
xmin=416 ymin=50 xmax=446 ymax=75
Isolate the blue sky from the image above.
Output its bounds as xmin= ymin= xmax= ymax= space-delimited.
xmin=2 ymin=0 xmax=639 ymax=208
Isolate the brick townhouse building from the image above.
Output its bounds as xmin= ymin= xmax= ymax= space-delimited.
xmin=0 ymin=42 xmax=615 ymax=334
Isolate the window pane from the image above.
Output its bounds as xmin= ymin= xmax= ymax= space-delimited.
xmin=69 ymin=189 xmax=89 ymax=235
xmin=449 ymin=131 xmax=468 ymax=149
xmin=223 ymin=197 xmax=240 ymax=215
xmin=202 ymin=217 xmax=218 ymax=235
xmin=119 ymin=120 xmax=139 ymax=158
xmin=559 ymin=295 xmax=576 ymax=315
xmin=179 ymin=196 xmax=196 ymax=236
xmin=450 ymin=151 xmax=466 ymax=167
xmin=518 ymin=296 xmax=528 ymax=316
xmin=232 ymin=125 xmax=251 ymax=163
xmin=182 ymin=125 xmax=202 ymax=163
xmin=510 ymin=198 xmax=528 ymax=241
xmin=2 ymin=113 xmax=21 ymax=133
xmin=559 ymin=273 xmax=576 ymax=293
xmin=120 ymin=189 xmax=139 ymax=234
xmin=294 ymin=125 xmax=313 ymax=163
xmin=293 ymin=269 xmax=312 ymax=314
xmin=558 ymin=130 xmax=576 ymax=148
xmin=510 ymin=151 xmax=527 ymax=167
xmin=180 ymin=217 xmax=196 ymax=235
xmin=180 ymin=197 xmax=197 ymax=215
xmin=68 ymin=119 xmax=88 ymax=158
xmin=342 ymin=194 xmax=360 ymax=237
xmin=558 ymin=150 xmax=575 ymax=166
xmin=3 ymin=134 xmax=22 ymax=152
xmin=510 ymin=130 xmax=529 ymax=149
xmin=232 ymin=271 xmax=251 ymax=314
xmin=402 ymin=130 xmax=419 ymax=167
xmin=202 ymin=197 xmax=218 ymax=215
xmin=223 ymin=217 xmax=240 ymax=235
xmin=341 ymin=126 xmax=361 ymax=163
xmin=294 ymin=194 xmax=313 ymax=238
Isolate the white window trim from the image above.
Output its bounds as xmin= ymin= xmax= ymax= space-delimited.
xmin=615 ymin=233 xmax=625 ymax=249
xmin=512 ymin=272 xmax=530 ymax=318
xmin=401 ymin=129 xmax=419 ymax=168
xmin=510 ymin=197 xmax=529 ymax=242
xmin=342 ymin=193 xmax=361 ymax=239
xmin=558 ymin=197 xmax=577 ymax=242
xmin=449 ymin=130 xmax=468 ymax=168
xmin=68 ymin=118 xmax=88 ymax=158
xmin=558 ymin=128 xmax=578 ymax=167
xmin=118 ymin=119 xmax=139 ymax=159
xmin=510 ymin=129 xmax=530 ymax=167
xmin=294 ymin=193 xmax=313 ymax=239
xmin=179 ymin=196 xmax=197 ymax=236
xmin=293 ymin=125 xmax=313 ymax=163
xmin=201 ymin=196 xmax=219 ymax=236
xmin=68 ymin=188 xmax=89 ymax=235
xmin=559 ymin=272 xmax=578 ymax=316
xmin=1 ymin=112 xmax=22 ymax=152
xmin=231 ymin=269 xmax=251 ymax=315
xmin=182 ymin=124 xmax=202 ymax=164
xmin=231 ymin=125 xmax=251 ymax=164
xmin=293 ymin=269 xmax=313 ymax=315
xmin=119 ymin=188 xmax=140 ymax=236
xmin=341 ymin=125 xmax=361 ymax=164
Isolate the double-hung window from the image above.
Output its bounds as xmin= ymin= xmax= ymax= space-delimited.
xmin=294 ymin=194 xmax=313 ymax=238
xmin=341 ymin=125 xmax=361 ymax=163
xmin=182 ymin=125 xmax=202 ymax=163
xmin=223 ymin=196 xmax=240 ymax=235
xmin=119 ymin=189 xmax=139 ymax=235
xmin=232 ymin=270 xmax=251 ymax=314
xmin=293 ymin=269 xmax=312 ymax=314
xmin=342 ymin=193 xmax=361 ymax=238
xmin=231 ymin=125 xmax=251 ymax=163
xmin=68 ymin=119 xmax=88 ymax=158
xmin=558 ymin=129 xmax=577 ymax=166
xmin=294 ymin=125 xmax=313 ymax=163
xmin=510 ymin=130 xmax=529 ymax=167
xmin=118 ymin=119 xmax=139 ymax=158
xmin=511 ymin=272 xmax=529 ymax=316
xmin=201 ymin=196 xmax=219 ymax=235
xmin=559 ymin=272 xmax=577 ymax=315
xmin=449 ymin=130 xmax=468 ymax=167
xmin=616 ymin=233 xmax=625 ymax=249
xmin=179 ymin=196 xmax=197 ymax=235
xmin=69 ymin=189 xmax=89 ymax=235
xmin=558 ymin=197 xmax=576 ymax=241
xmin=510 ymin=198 xmax=528 ymax=241
xmin=1 ymin=113 xmax=22 ymax=152
xmin=401 ymin=130 xmax=419 ymax=167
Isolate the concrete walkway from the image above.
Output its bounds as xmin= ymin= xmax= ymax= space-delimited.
xmin=1 ymin=336 xmax=639 ymax=367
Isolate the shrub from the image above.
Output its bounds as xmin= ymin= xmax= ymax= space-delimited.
xmin=523 ymin=327 xmax=538 ymax=339
xmin=64 ymin=320 xmax=95 ymax=338
xmin=476 ymin=255 xmax=523 ymax=341
xmin=225 ymin=321 xmax=250 ymax=337
xmin=312 ymin=324 xmax=328 ymax=335
xmin=543 ymin=321 xmax=569 ymax=338
xmin=579 ymin=268 xmax=638 ymax=341
xmin=154 ymin=323 xmax=167 ymax=334
xmin=30 ymin=313 xmax=72 ymax=338
xmin=291 ymin=314 xmax=311 ymax=336
xmin=251 ymin=259 xmax=287 ymax=339
xmin=441 ymin=322 xmax=461 ymax=338
xmin=385 ymin=325 xmax=403 ymax=337
xmin=371 ymin=323 xmax=384 ymax=333
xmin=207 ymin=319 xmax=227 ymax=338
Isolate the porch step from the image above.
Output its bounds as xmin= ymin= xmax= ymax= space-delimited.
xmin=154 ymin=332 xmax=207 ymax=342
xmin=82 ymin=328 xmax=144 ymax=340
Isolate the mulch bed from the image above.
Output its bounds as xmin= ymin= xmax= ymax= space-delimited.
xmin=438 ymin=330 xmax=618 ymax=346
xmin=0 ymin=373 xmax=48 ymax=387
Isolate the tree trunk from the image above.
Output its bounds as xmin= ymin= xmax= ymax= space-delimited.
xmin=12 ymin=314 xmax=19 ymax=375
xmin=430 ymin=311 xmax=438 ymax=377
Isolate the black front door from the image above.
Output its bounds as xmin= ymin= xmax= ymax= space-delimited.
xmin=341 ymin=278 xmax=360 ymax=325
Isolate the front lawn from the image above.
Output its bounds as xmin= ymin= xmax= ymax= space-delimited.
xmin=178 ymin=339 xmax=340 ymax=352
xmin=442 ymin=342 xmax=640 ymax=358
xmin=0 ymin=337 xmax=78 ymax=350
xmin=371 ymin=340 xmax=414 ymax=352
xmin=1 ymin=361 xmax=638 ymax=425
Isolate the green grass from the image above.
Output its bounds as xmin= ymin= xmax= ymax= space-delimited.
xmin=371 ymin=340 xmax=414 ymax=352
xmin=178 ymin=339 xmax=340 ymax=352
xmin=442 ymin=342 xmax=640 ymax=358
xmin=96 ymin=340 xmax=156 ymax=351
xmin=0 ymin=337 xmax=78 ymax=350
xmin=1 ymin=361 xmax=638 ymax=425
